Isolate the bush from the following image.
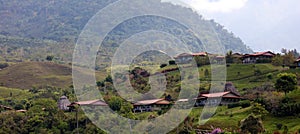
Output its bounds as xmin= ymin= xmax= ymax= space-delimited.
xmin=14 ymin=104 xmax=24 ymax=110
xmin=168 ymin=60 xmax=176 ymax=65
xmin=108 ymin=96 xmax=122 ymax=111
xmin=0 ymin=62 xmax=9 ymax=69
xmin=240 ymin=100 xmax=251 ymax=108
xmin=227 ymin=100 xmax=250 ymax=109
xmin=160 ymin=63 xmax=167 ymax=68
xmin=276 ymin=123 xmax=283 ymax=130
xmin=96 ymin=81 xmax=105 ymax=87
xmin=46 ymin=55 xmax=54 ymax=61
xmin=228 ymin=103 xmax=240 ymax=109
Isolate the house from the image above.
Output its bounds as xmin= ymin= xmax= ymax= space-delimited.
xmin=242 ymin=51 xmax=275 ymax=63
xmin=214 ymin=55 xmax=225 ymax=64
xmin=295 ymin=57 xmax=300 ymax=67
xmin=194 ymin=82 xmax=242 ymax=106
xmin=16 ymin=109 xmax=27 ymax=113
xmin=231 ymin=53 xmax=243 ymax=63
xmin=194 ymin=91 xmax=242 ymax=106
xmin=232 ymin=53 xmax=243 ymax=58
xmin=132 ymin=98 xmax=170 ymax=113
xmin=57 ymin=96 xmax=71 ymax=111
xmin=174 ymin=52 xmax=207 ymax=63
xmin=0 ymin=105 xmax=13 ymax=111
xmin=68 ymin=99 xmax=108 ymax=110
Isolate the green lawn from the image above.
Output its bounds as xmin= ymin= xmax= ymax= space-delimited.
xmin=183 ymin=106 xmax=300 ymax=133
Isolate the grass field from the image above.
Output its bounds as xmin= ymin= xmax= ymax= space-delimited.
xmin=0 ymin=86 xmax=32 ymax=100
xmin=0 ymin=62 xmax=107 ymax=89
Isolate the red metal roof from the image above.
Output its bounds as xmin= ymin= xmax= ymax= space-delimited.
xmin=201 ymin=92 xmax=230 ymax=98
xmin=174 ymin=52 xmax=207 ymax=58
xmin=69 ymin=99 xmax=108 ymax=106
xmin=199 ymin=91 xmax=241 ymax=99
xmin=133 ymin=99 xmax=170 ymax=105
xmin=0 ymin=105 xmax=13 ymax=110
xmin=192 ymin=52 xmax=207 ymax=56
xmin=244 ymin=51 xmax=275 ymax=57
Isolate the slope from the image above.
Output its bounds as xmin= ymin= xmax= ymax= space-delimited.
xmin=0 ymin=62 xmax=72 ymax=89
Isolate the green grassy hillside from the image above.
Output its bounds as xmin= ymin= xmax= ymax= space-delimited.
xmin=0 ymin=62 xmax=107 ymax=89
xmin=1 ymin=62 xmax=299 ymax=133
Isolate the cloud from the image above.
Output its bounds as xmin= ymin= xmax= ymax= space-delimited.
xmin=162 ymin=0 xmax=248 ymax=13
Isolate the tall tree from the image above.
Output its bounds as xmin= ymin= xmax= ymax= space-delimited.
xmin=240 ymin=114 xmax=264 ymax=134
xmin=275 ymin=73 xmax=297 ymax=95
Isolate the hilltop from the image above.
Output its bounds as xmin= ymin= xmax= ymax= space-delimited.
xmin=0 ymin=0 xmax=252 ymax=54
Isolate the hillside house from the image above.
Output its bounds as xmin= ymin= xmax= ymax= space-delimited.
xmin=132 ymin=98 xmax=170 ymax=113
xmin=194 ymin=91 xmax=242 ymax=106
xmin=242 ymin=51 xmax=275 ymax=63
xmin=295 ymin=57 xmax=300 ymax=67
xmin=174 ymin=52 xmax=207 ymax=63
xmin=0 ymin=105 xmax=13 ymax=112
xmin=214 ymin=56 xmax=225 ymax=64
xmin=195 ymin=82 xmax=242 ymax=106
xmin=68 ymin=99 xmax=108 ymax=110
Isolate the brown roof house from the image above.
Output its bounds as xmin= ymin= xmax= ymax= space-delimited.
xmin=242 ymin=51 xmax=275 ymax=63
xmin=0 ymin=105 xmax=13 ymax=112
xmin=295 ymin=57 xmax=300 ymax=67
xmin=68 ymin=99 xmax=108 ymax=107
xmin=195 ymin=82 xmax=242 ymax=107
xmin=132 ymin=98 xmax=170 ymax=113
xmin=174 ymin=52 xmax=207 ymax=64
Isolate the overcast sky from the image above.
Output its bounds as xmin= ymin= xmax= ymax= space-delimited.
xmin=163 ymin=0 xmax=300 ymax=53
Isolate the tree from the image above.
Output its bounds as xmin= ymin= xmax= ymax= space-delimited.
xmin=105 ymin=75 xmax=113 ymax=83
xmin=168 ymin=60 xmax=176 ymax=65
xmin=204 ymin=69 xmax=209 ymax=78
xmin=251 ymin=103 xmax=268 ymax=117
xmin=0 ymin=62 xmax=9 ymax=69
xmin=275 ymin=73 xmax=297 ymax=95
xmin=195 ymin=55 xmax=210 ymax=66
xmin=282 ymin=52 xmax=295 ymax=66
xmin=272 ymin=54 xmax=283 ymax=66
xmin=46 ymin=55 xmax=54 ymax=61
xmin=160 ymin=63 xmax=167 ymax=68
xmin=108 ymin=96 xmax=122 ymax=111
xmin=240 ymin=114 xmax=264 ymax=134
xmin=226 ymin=50 xmax=233 ymax=63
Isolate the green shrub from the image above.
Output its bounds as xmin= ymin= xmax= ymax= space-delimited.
xmin=228 ymin=103 xmax=240 ymax=109
xmin=0 ymin=62 xmax=8 ymax=69
xmin=168 ymin=60 xmax=176 ymax=65
xmin=160 ymin=63 xmax=167 ymax=68
xmin=240 ymin=100 xmax=251 ymax=108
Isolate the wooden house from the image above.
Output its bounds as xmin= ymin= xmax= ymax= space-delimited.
xmin=0 ymin=105 xmax=13 ymax=111
xmin=68 ymin=99 xmax=108 ymax=110
xmin=195 ymin=82 xmax=242 ymax=106
xmin=295 ymin=57 xmax=300 ymax=67
xmin=194 ymin=91 xmax=242 ymax=106
xmin=174 ymin=52 xmax=207 ymax=64
xmin=132 ymin=98 xmax=170 ymax=113
xmin=242 ymin=51 xmax=275 ymax=63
